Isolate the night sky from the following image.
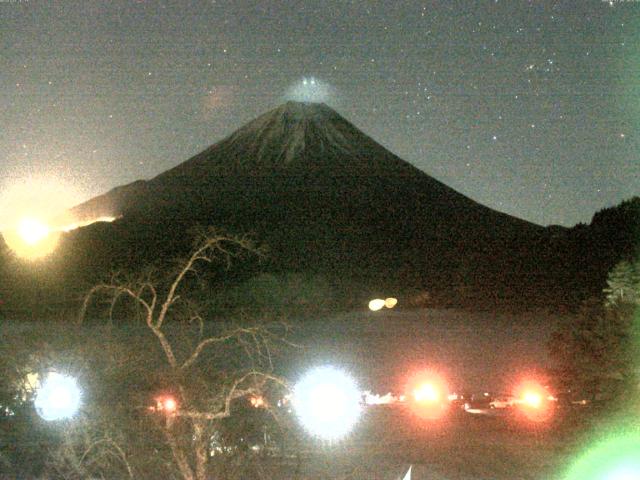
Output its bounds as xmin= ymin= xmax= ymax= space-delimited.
xmin=2 ymin=0 xmax=638 ymax=227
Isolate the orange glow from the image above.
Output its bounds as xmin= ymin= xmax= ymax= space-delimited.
xmin=2 ymin=214 xmax=117 ymax=260
xmin=0 ymin=175 xmax=92 ymax=260
xmin=154 ymin=395 xmax=178 ymax=414
xmin=384 ymin=297 xmax=398 ymax=308
xmin=250 ymin=396 xmax=266 ymax=408
xmin=405 ymin=370 xmax=449 ymax=420
xmin=3 ymin=217 xmax=61 ymax=260
xmin=514 ymin=380 xmax=554 ymax=422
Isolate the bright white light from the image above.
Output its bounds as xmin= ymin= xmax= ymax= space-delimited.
xmin=34 ymin=372 xmax=82 ymax=421
xmin=17 ymin=217 xmax=50 ymax=245
xmin=286 ymin=77 xmax=335 ymax=103
xmin=606 ymin=465 xmax=640 ymax=480
xmin=292 ymin=366 xmax=362 ymax=441
xmin=368 ymin=299 xmax=385 ymax=311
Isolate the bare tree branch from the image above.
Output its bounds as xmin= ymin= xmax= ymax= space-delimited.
xmin=164 ymin=427 xmax=195 ymax=480
xmin=149 ymin=323 xmax=179 ymax=368
xmin=176 ymin=371 xmax=287 ymax=421
xmin=78 ymin=437 xmax=134 ymax=480
xmin=180 ymin=327 xmax=261 ymax=371
xmin=78 ymin=284 xmax=152 ymax=326
xmin=156 ymin=234 xmax=249 ymax=329
xmin=73 ymin=230 xmax=288 ymax=480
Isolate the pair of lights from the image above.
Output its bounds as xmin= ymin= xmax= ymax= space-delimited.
xmin=368 ymin=297 xmax=398 ymax=311
xmin=30 ymin=364 xmax=360 ymax=438
xmin=250 ymin=395 xmax=266 ymax=408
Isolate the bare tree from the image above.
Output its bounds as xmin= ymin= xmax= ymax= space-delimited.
xmin=78 ymin=230 xmax=289 ymax=480
xmin=46 ymin=415 xmax=135 ymax=480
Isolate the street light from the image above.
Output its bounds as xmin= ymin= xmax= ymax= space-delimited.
xmin=152 ymin=395 xmax=178 ymax=415
xmin=292 ymin=365 xmax=362 ymax=441
xmin=405 ymin=370 xmax=449 ymax=420
xmin=34 ymin=372 xmax=82 ymax=421
xmin=514 ymin=380 xmax=554 ymax=423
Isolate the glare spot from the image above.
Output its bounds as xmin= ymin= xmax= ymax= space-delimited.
xmin=413 ymin=383 xmax=440 ymax=403
xmin=0 ymin=175 xmax=116 ymax=260
xmin=564 ymin=434 xmax=640 ymax=480
xmin=17 ymin=217 xmax=50 ymax=245
xmin=406 ymin=371 xmax=449 ymax=420
xmin=285 ymin=77 xmax=335 ymax=104
xmin=292 ymin=366 xmax=362 ymax=441
xmin=523 ymin=391 xmax=542 ymax=408
xmin=369 ymin=299 xmax=386 ymax=311
xmin=34 ymin=372 xmax=82 ymax=421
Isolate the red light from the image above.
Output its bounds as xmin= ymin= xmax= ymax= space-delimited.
xmin=405 ymin=370 xmax=449 ymax=420
xmin=514 ymin=380 xmax=554 ymax=423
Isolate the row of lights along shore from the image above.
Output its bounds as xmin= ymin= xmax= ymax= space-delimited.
xmin=33 ymin=368 xmax=555 ymax=439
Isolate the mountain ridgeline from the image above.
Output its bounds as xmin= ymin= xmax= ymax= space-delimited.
xmin=5 ymin=102 xmax=638 ymax=312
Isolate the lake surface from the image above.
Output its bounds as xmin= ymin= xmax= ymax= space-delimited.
xmin=285 ymin=308 xmax=566 ymax=393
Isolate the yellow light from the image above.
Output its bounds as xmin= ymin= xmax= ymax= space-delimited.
xmin=0 ymin=174 xmax=87 ymax=260
xmin=17 ymin=217 xmax=50 ymax=245
xmin=384 ymin=297 xmax=398 ymax=308
xmin=2 ymin=217 xmax=61 ymax=260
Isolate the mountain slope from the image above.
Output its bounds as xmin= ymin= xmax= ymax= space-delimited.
xmin=65 ymin=102 xmax=555 ymax=307
xmin=73 ymin=102 xmax=536 ymax=234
